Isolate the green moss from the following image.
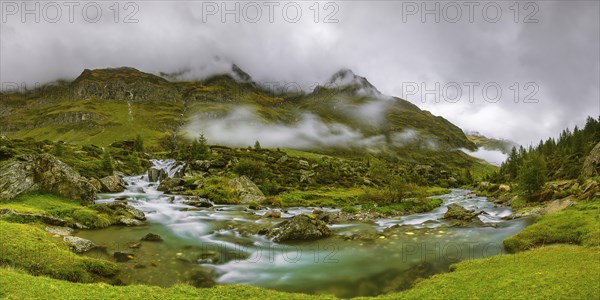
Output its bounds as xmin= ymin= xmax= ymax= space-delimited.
xmin=372 ymin=245 xmax=600 ymax=300
xmin=361 ymin=198 xmax=443 ymax=216
xmin=280 ymin=188 xmax=363 ymax=207
xmin=0 ymin=193 xmax=114 ymax=228
xmin=503 ymin=202 xmax=600 ymax=253
xmin=0 ymin=266 xmax=333 ymax=300
xmin=188 ymin=177 xmax=240 ymax=204
xmin=0 ymin=221 xmax=118 ymax=283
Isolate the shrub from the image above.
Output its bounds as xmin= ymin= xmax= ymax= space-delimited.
xmin=234 ymin=159 xmax=266 ymax=180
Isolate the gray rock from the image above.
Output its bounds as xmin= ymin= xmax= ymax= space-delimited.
xmin=183 ymin=198 xmax=213 ymax=208
xmin=119 ymin=217 xmax=143 ymax=226
xmin=228 ymin=176 xmax=265 ymax=204
xmin=141 ymin=233 xmax=162 ymax=241
xmin=0 ymin=153 xmax=96 ymax=202
xmin=0 ymin=208 xmax=68 ymax=226
xmin=276 ymin=155 xmax=288 ymax=164
xmin=99 ymin=175 xmax=126 ymax=193
xmin=269 ymin=214 xmax=332 ymax=242
xmin=63 ymin=236 xmax=96 ymax=253
xmin=147 ymin=167 xmax=167 ymax=182
xmin=45 ymin=226 xmax=74 ymax=236
xmin=582 ymin=142 xmax=600 ymax=177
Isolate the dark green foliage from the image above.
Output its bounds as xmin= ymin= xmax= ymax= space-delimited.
xmin=495 ymin=116 xmax=600 ymax=182
xmin=517 ymin=154 xmax=547 ymax=196
xmin=191 ymin=135 xmax=210 ymax=160
xmin=254 ymin=140 xmax=262 ymax=150
xmin=101 ymin=150 xmax=113 ymax=174
xmin=53 ymin=142 xmax=64 ymax=156
xmin=133 ymin=134 xmax=144 ymax=152
xmin=233 ymin=158 xmax=266 ymax=180
xmin=126 ymin=152 xmax=143 ymax=174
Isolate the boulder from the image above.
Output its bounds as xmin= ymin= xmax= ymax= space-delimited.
xmin=0 ymin=153 xmax=96 ymax=202
xmin=99 ymin=175 xmax=126 ymax=193
xmin=141 ymin=233 xmax=162 ymax=241
xmin=543 ymin=198 xmax=575 ymax=215
xmin=443 ymin=203 xmax=481 ymax=222
xmin=89 ymin=178 xmax=103 ymax=191
xmin=268 ymin=214 xmax=332 ymax=242
xmin=63 ymin=236 xmax=96 ymax=253
xmin=228 ymin=176 xmax=266 ymax=204
xmin=157 ymin=178 xmax=185 ymax=193
xmin=498 ymin=184 xmax=511 ymax=192
xmin=147 ymin=167 xmax=167 ymax=182
xmin=183 ymin=197 xmax=213 ymax=208
xmin=262 ymin=210 xmax=281 ymax=218
xmin=582 ymin=142 xmax=600 ymax=177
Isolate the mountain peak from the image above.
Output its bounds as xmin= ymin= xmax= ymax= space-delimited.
xmin=231 ymin=64 xmax=253 ymax=82
xmin=326 ymin=68 xmax=382 ymax=97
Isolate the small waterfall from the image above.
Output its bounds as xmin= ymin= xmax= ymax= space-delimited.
xmin=147 ymin=159 xmax=185 ymax=182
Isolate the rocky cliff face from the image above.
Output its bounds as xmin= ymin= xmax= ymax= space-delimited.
xmin=0 ymin=153 xmax=96 ymax=202
xmin=582 ymin=142 xmax=600 ymax=177
xmin=72 ymin=68 xmax=181 ymax=103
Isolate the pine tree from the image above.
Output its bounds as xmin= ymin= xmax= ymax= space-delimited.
xmin=54 ymin=142 xmax=64 ymax=156
xmin=254 ymin=140 xmax=262 ymax=150
xmin=127 ymin=152 xmax=142 ymax=174
xmin=101 ymin=150 xmax=114 ymax=174
xmin=133 ymin=135 xmax=144 ymax=152
xmin=517 ymin=154 xmax=547 ymax=195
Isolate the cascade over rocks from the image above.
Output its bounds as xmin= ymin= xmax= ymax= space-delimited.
xmin=0 ymin=153 xmax=95 ymax=202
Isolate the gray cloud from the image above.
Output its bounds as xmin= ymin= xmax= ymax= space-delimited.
xmin=1 ymin=1 xmax=598 ymax=146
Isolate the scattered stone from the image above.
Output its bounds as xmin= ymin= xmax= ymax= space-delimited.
xmin=276 ymin=155 xmax=288 ymax=164
xmin=298 ymin=160 xmax=310 ymax=169
xmin=248 ymin=201 xmax=261 ymax=210
xmin=119 ymin=218 xmax=143 ymax=226
xmin=64 ymin=236 xmax=96 ymax=253
xmin=183 ymin=198 xmax=213 ymax=208
xmin=141 ymin=233 xmax=162 ymax=241
xmin=45 ymin=226 xmax=74 ymax=236
xmin=128 ymin=242 xmax=141 ymax=249
xmin=262 ymin=210 xmax=281 ymax=218
xmin=114 ymin=252 xmax=134 ymax=262
xmin=312 ymin=209 xmax=323 ymax=215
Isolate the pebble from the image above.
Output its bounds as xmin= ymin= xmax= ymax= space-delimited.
xmin=405 ymin=232 xmax=415 ymax=235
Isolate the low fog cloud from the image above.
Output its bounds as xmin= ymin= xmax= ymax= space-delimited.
xmin=183 ymin=107 xmax=386 ymax=149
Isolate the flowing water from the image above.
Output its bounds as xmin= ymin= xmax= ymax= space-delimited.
xmin=78 ymin=159 xmax=531 ymax=298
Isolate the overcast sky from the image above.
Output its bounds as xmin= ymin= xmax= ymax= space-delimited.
xmin=1 ymin=1 xmax=598 ymax=146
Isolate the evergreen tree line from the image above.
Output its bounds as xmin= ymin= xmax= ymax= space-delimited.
xmin=491 ymin=116 xmax=600 ymax=192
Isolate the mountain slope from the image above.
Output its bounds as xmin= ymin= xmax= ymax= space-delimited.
xmin=0 ymin=66 xmax=475 ymax=153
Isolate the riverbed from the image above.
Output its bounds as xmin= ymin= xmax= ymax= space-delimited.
xmin=78 ymin=160 xmax=531 ymax=298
